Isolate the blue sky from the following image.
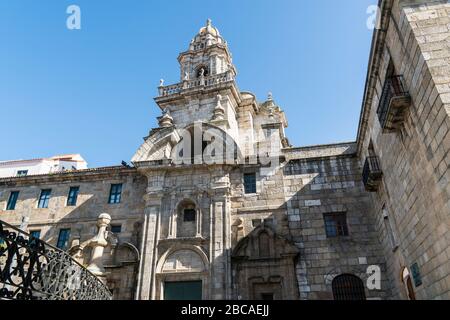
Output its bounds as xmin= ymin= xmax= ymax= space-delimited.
xmin=0 ymin=0 xmax=377 ymax=167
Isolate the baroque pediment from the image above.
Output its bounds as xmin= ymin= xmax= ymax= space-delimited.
xmin=131 ymin=127 xmax=180 ymax=163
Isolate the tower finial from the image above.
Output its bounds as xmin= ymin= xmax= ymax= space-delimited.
xmin=207 ymin=18 xmax=212 ymax=27
xmin=268 ymin=92 xmax=273 ymax=101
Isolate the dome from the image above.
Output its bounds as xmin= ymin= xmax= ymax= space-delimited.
xmin=198 ymin=19 xmax=220 ymax=37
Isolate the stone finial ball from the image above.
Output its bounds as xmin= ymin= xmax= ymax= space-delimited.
xmin=97 ymin=213 xmax=112 ymax=226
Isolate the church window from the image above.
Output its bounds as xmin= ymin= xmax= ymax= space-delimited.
xmin=66 ymin=186 xmax=79 ymax=206
xmin=108 ymin=184 xmax=122 ymax=204
xmin=323 ymin=213 xmax=348 ymax=237
xmin=38 ymin=189 xmax=51 ymax=209
xmin=56 ymin=228 xmax=71 ymax=250
xmin=111 ymin=225 xmax=122 ymax=233
xmin=244 ymin=173 xmax=256 ymax=194
xmin=6 ymin=191 xmax=19 ymax=210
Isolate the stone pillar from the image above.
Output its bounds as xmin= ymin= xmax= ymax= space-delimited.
xmin=135 ymin=193 xmax=162 ymax=300
xmin=209 ymin=171 xmax=232 ymax=299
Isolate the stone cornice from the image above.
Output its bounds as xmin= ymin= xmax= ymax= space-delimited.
xmin=355 ymin=0 xmax=393 ymax=156
xmin=0 ymin=166 xmax=140 ymax=187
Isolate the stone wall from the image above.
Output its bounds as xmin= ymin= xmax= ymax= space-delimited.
xmin=357 ymin=0 xmax=450 ymax=299
xmin=282 ymin=144 xmax=388 ymax=300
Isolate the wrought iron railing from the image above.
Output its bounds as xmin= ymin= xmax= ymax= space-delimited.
xmin=376 ymin=75 xmax=410 ymax=130
xmin=0 ymin=220 xmax=112 ymax=300
xmin=362 ymin=156 xmax=383 ymax=192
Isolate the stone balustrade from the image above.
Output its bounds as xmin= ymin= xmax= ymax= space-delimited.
xmin=158 ymin=71 xmax=234 ymax=96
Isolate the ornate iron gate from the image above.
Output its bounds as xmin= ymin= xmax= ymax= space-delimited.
xmin=0 ymin=220 xmax=112 ymax=300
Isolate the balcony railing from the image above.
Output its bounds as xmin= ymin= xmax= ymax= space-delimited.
xmin=158 ymin=71 xmax=234 ymax=97
xmin=362 ymin=156 xmax=383 ymax=192
xmin=0 ymin=220 xmax=112 ymax=300
xmin=377 ymin=75 xmax=411 ymax=132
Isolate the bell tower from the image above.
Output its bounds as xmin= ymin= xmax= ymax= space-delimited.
xmin=178 ymin=19 xmax=236 ymax=82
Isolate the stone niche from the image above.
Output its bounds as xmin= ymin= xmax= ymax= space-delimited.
xmin=162 ymin=249 xmax=205 ymax=273
xmin=231 ymin=224 xmax=299 ymax=300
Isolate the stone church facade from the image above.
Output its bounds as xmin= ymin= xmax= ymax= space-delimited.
xmin=0 ymin=0 xmax=449 ymax=300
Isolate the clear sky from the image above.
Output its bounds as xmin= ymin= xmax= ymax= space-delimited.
xmin=0 ymin=0 xmax=377 ymax=168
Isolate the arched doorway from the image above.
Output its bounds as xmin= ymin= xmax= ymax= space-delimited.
xmin=401 ymin=267 xmax=416 ymax=300
xmin=332 ymin=274 xmax=366 ymax=300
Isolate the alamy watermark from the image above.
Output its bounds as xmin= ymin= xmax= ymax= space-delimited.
xmin=66 ymin=5 xmax=81 ymax=30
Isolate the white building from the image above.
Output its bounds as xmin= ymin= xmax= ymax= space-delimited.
xmin=0 ymin=154 xmax=88 ymax=178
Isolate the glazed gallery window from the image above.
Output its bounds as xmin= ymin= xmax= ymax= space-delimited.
xmin=56 ymin=228 xmax=71 ymax=250
xmin=67 ymin=186 xmax=80 ymax=206
xmin=244 ymin=173 xmax=257 ymax=194
xmin=6 ymin=191 xmax=19 ymax=210
xmin=38 ymin=189 xmax=52 ymax=209
xmin=108 ymin=184 xmax=122 ymax=204
xmin=323 ymin=213 xmax=349 ymax=237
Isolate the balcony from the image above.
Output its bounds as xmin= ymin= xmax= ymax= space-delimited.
xmin=362 ymin=156 xmax=382 ymax=192
xmin=376 ymin=75 xmax=411 ymax=132
xmin=158 ymin=71 xmax=234 ymax=97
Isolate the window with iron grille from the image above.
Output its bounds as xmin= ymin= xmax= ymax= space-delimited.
xmin=323 ymin=213 xmax=349 ymax=237
xmin=183 ymin=209 xmax=196 ymax=222
xmin=244 ymin=173 xmax=257 ymax=194
xmin=108 ymin=184 xmax=122 ymax=204
xmin=66 ymin=186 xmax=80 ymax=206
xmin=332 ymin=274 xmax=366 ymax=300
xmin=56 ymin=228 xmax=71 ymax=250
xmin=6 ymin=191 xmax=19 ymax=210
xmin=38 ymin=189 xmax=52 ymax=209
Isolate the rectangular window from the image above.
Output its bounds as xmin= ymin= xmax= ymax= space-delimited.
xmin=108 ymin=184 xmax=122 ymax=204
xmin=16 ymin=170 xmax=28 ymax=177
xmin=183 ymin=209 xmax=196 ymax=222
xmin=244 ymin=173 xmax=257 ymax=194
xmin=66 ymin=186 xmax=80 ymax=206
xmin=30 ymin=230 xmax=41 ymax=239
xmin=38 ymin=189 xmax=52 ymax=208
xmin=111 ymin=225 xmax=122 ymax=233
xmin=323 ymin=213 xmax=349 ymax=238
xmin=56 ymin=228 xmax=71 ymax=250
xmin=6 ymin=191 xmax=19 ymax=210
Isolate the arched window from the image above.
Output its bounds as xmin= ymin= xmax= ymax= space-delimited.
xmin=258 ymin=231 xmax=270 ymax=258
xmin=332 ymin=274 xmax=366 ymax=300
xmin=401 ymin=267 xmax=416 ymax=300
